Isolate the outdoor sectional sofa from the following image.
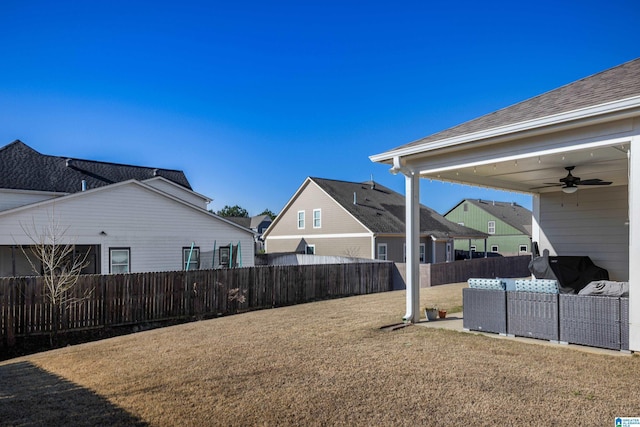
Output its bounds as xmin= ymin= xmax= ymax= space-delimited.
xmin=463 ymin=278 xmax=630 ymax=351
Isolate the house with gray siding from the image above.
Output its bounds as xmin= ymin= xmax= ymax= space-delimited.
xmin=263 ymin=177 xmax=486 ymax=263
xmin=0 ymin=140 xmax=255 ymax=276
xmin=444 ymin=199 xmax=532 ymax=256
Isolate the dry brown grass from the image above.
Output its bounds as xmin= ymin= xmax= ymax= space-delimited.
xmin=1 ymin=283 xmax=639 ymax=426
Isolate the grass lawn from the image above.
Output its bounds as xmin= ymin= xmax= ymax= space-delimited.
xmin=1 ymin=282 xmax=639 ymax=426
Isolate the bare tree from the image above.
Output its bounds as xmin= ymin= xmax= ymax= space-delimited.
xmin=19 ymin=211 xmax=92 ymax=346
xmin=342 ymin=247 xmax=362 ymax=258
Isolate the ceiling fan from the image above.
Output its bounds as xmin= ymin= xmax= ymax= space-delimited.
xmin=536 ymin=166 xmax=613 ymax=193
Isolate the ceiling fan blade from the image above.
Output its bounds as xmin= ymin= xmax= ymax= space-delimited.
xmin=529 ymin=184 xmax=561 ymax=190
xmin=577 ymin=179 xmax=612 ymax=186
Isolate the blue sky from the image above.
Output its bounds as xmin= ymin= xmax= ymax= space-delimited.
xmin=1 ymin=1 xmax=638 ymax=215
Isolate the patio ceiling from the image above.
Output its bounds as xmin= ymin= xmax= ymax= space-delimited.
xmin=412 ymin=143 xmax=629 ymax=195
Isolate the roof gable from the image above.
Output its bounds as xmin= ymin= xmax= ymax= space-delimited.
xmin=0 ymin=140 xmax=192 ymax=193
xmin=310 ymin=177 xmax=486 ymax=239
xmin=454 ymin=199 xmax=532 ymax=235
xmin=0 ymin=178 xmax=255 ymax=236
xmin=384 ymin=58 xmax=640 ymax=154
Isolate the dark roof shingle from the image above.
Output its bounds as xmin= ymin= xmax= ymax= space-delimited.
xmin=0 ymin=140 xmax=192 ymax=193
xmin=394 ymin=57 xmax=640 ymax=151
xmin=311 ymin=177 xmax=486 ymax=239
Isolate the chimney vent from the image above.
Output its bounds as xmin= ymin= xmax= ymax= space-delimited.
xmin=81 ymin=180 xmax=87 ymax=191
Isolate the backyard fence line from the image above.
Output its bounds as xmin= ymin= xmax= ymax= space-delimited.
xmin=0 ymin=262 xmax=393 ymax=344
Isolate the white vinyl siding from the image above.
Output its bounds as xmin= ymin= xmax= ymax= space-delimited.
xmin=297 ymin=211 xmax=305 ymax=229
xmin=0 ymin=181 xmax=255 ymax=273
xmin=313 ymin=209 xmax=321 ymax=228
xmin=0 ymin=189 xmax=60 ymax=212
xmin=537 ymin=185 xmax=628 ymax=281
xmin=143 ymin=177 xmax=209 ymax=209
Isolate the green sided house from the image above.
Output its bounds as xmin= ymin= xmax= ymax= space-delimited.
xmin=444 ymin=199 xmax=532 ymax=256
xmin=262 ymin=177 xmax=486 ymax=263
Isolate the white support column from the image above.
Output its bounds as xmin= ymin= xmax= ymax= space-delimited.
xmin=404 ymin=172 xmax=421 ymax=323
xmin=628 ymin=138 xmax=640 ymax=351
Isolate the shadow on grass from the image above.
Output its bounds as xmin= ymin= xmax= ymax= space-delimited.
xmin=0 ymin=361 xmax=147 ymax=426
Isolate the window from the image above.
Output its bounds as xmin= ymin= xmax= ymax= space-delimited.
xmin=219 ymin=246 xmax=230 ymax=266
xmin=297 ymin=211 xmax=305 ymax=229
xmin=313 ymin=209 xmax=321 ymax=228
xmin=488 ymin=220 xmax=496 ymax=234
xmin=305 ymin=244 xmax=315 ymax=255
xmin=404 ymin=243 xmax=426 ymax=263
xmin=183 ymin=246 xmax=200 ymax=270
xmin=463 ymin=203 xmax=468 ymax=212
xmin=491 ymin=245 xmax=499 ymax=252
xmin=519 ymin=245 xmax=528 ymax=253
xmin=377 ymin=243 xmax=387 ymax=261
xmin=470 ymin=245 xmax=477 ymax=252
xmin=110 ymin=248 xmax=130 ymax=274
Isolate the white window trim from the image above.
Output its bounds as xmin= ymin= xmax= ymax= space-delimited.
xmin=183 ymin=246 xmax=200 ymax=271
xmin=491 ymin=245 xmax=499 ymax=252
xmin=306 ymin=244 xmax=315 ymax=255
xmin=110 ymin=248 xmax=130 ymax=274
xmin=519 ymin=245 xmax=528 ymax=253
xmin=313 ymin=209 xmax=321 ymax=229
xmin=297 ymin=210 xmax=305 ymax=229
xmin=377 ymin=243 xmax=388 ymax=261
xmin=488 ymin=220 xmax=496 ymax=234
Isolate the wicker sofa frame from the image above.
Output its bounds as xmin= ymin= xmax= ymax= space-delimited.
xmin=463 ymin=285 xmax=629 ymax=351
xmin=462 ymin=288 xmax=507 ymax=334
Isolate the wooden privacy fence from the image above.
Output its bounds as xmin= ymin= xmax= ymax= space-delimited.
xmin=0 ymin=262 xmax=393 ymax=344
xmin=426 ymin=255 xmax=532 ymax=286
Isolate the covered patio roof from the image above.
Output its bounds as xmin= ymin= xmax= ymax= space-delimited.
xmin=371 ymin=58 xmax=639 ymax=193
xmin=370 ymin=58 xmax=640 ymax=351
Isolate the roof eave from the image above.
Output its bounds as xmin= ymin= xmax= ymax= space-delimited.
xmin=370 ymin=95 xmax=640 ymax=164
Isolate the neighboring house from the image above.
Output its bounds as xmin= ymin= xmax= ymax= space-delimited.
xmin=263 ymin=177 xmax=487 ymax=263
xmin=370 ymin=57 xmax=640 ymax=350
xmin=227 ymin=214 xmax=273 ymax=252
xmin=0 ymin=140 xmax=255 ymax=276
xmin=444 ymin=199 xmax=532 ymax=256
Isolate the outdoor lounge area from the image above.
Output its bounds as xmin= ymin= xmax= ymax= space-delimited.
xmin=463 ymin=279 xmax=630 ymax=351
xmin=370 ymin=58 xmax=640 ymax=352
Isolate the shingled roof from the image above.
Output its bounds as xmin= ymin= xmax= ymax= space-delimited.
xmin=311 ymin=177 xmax=487 ymax=239
xmin=447 ymin=199 xmax=532 ymax=236
xmin=392 ymin=57 xmax=640 ymax=151
xmin=0 ymin=140 xmax=192 ymax=193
